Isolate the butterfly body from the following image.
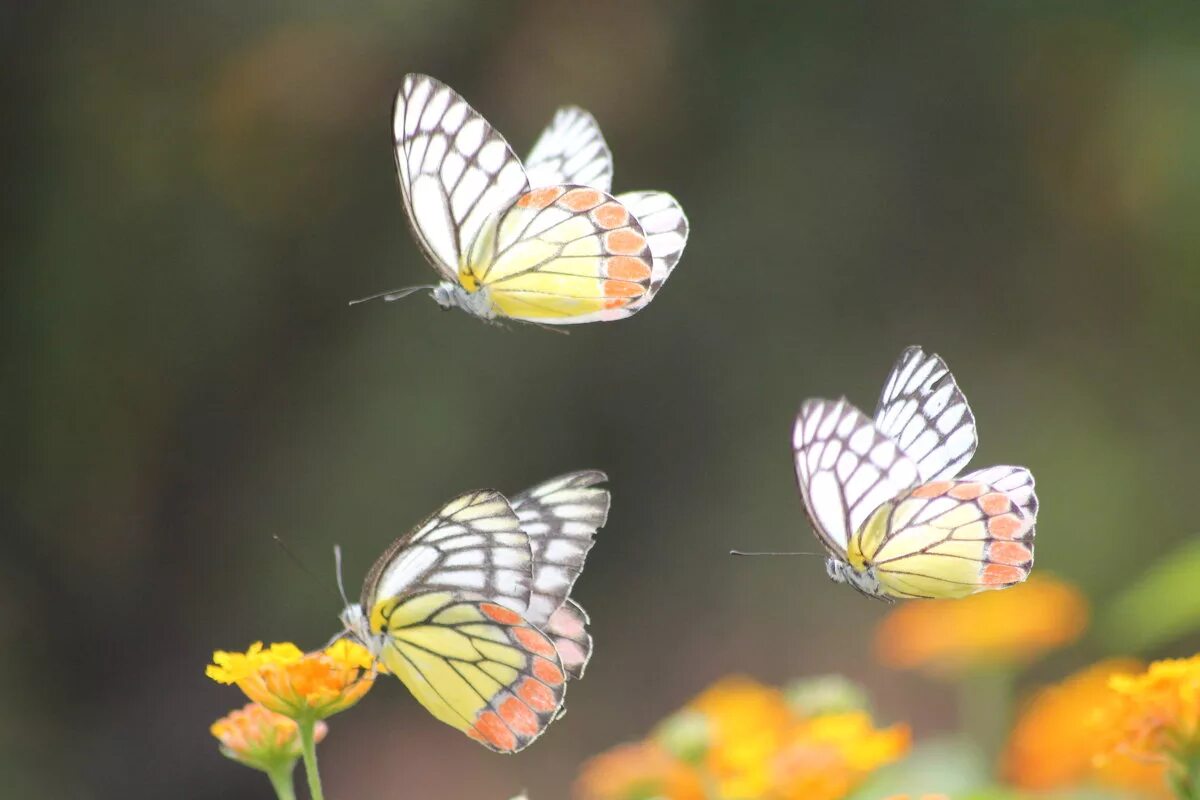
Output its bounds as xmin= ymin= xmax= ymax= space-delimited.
xmin=339 ymin=472 xmax=609 ymax=752
xmin=792 ymin=347 xmax=1039 ymax=601
xmin=377 ymin=74 xmax=688 ymax=326
xmin=429 ymin=280 xmax=499 ymax=320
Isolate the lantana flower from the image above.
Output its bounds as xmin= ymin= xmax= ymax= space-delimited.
xmin=874 ymin=575 xmax=1088 ymax=674
xmin=1002 ymin=658 xmax=1167 ymax=796
xmin=211 ymin=702 xmax=327 ymax=773
xmin=771 ymin=710 xmax=910 ymax=800
xmin=575 ymin=675 xmax=908 ymax=800
xmin=1100 ymin=654 xmax=1200 ymax=795
xmin=574 ymin=741 xmax=707 ymax=800
xmin=206 ymin=639 xmax=375 ymax=722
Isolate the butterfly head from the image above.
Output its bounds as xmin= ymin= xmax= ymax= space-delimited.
xmin=431 ymin=281 xmax=497 ymax=320
xmin=825 ymin=556 xmax=886 ymax=600
xmin=338 ymin=602 xmax=385 ymax=656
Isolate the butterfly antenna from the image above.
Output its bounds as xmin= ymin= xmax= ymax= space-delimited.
xmin=273 ymin=534 xmax=325 ymax=581
xmin=729 ymin=549 xmax=822 ymax=557
xmin=347 ymin=285 xmax=435 ymax=306
xmin=334 ymin=544 xmax=352 ymax=608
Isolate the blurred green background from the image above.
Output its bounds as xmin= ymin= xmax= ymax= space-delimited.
xmin=6 ymin=2 xmax=1200 ymax=797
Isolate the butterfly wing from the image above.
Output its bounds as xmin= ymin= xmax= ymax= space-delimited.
xmin=525 ymin=107 xmax=613 ymax=193
xmin=856 ymin=466 xmax=1037 ymax=599
xmin=793 ymin=399 xmax=922 ymax=558
xmin=361 ymin=489 xmax=532 ymax=614
xmin=373 ymin=591 xmax=567 ymax=753
xmin=542 ymin=599 xmax=592 ymax=680
xmin=874 ymin=346 xmax=977 ymax=482
xmin=616 ymin=191 xmax=688 ymax=311
xmin=510 ymin=470 xmax=610 ymax=679
xmin=393 ymin=74 xmax=530 ymax=282
xmin=465 ymin=185 xmax=654 ymax=323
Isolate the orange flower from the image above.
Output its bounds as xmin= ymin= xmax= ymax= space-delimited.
xmin=1002 ymin=658 xmax=1167 ymax=797
xmin=1103 ymin=654 xmax=1200 ymax=771
xmin=875 ymin=575 xmax=1088 ymax=674
xmin=573 ymin=741 xmax=706 ymax=800
xmin=771 ymin=711 xmax=910 ymax=800
xmin=206 ymin=639 xmax=375 ymax=721
xmin=211 ymin=702 xmax=327 ymax=772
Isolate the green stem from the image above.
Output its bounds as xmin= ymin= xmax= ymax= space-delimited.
xmin=1169 ymin=751 xmax=1200 ymax=800
xmin=957 ymin=667 xmax=1014 ymax=772
xmin=298 ymin=719 xmax=325 ymax=800
xmin=266 ymin=765 xmax=297 ymax=800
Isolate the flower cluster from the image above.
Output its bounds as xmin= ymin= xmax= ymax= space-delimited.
xmin=575 ymin=676 xmax=909 ymax=800
xmin=211 ymin=702 xmax=327 ymax=772
xmin=207 ymin=638 xmax=377 ymax=800
xmin=207 ymin=639 xmax=376 ymax=722
xmin=1002 ymin=659 xmax=1168 ymax=796
xmin=1098 ymin=655 xmax=1200 ymax=795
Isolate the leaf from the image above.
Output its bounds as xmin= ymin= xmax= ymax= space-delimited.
xmin=847 ymin=737 xmax=990 ymax=799
xmin=1100 ymin=535 xmax=1200 ymax=652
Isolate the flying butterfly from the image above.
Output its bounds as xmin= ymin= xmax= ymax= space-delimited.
xmin=353 ymin=74 xmax=689 ymax=325
xmin=338 ymin=471 xmax=609 ymax=752
xmin=787 ymin=346 xmax=1038 ymax=601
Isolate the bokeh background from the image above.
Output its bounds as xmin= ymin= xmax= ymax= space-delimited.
xmin=7 ymin=2 xmax=1200 ymax=797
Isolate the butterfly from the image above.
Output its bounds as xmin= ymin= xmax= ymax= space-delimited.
xmin=354 ymin=73 xmax=688 ymax=325
xmin=338 ymin=471 xmax=609 ymax=752
xmin=791 ymin=346 xmax=1038 ymax=601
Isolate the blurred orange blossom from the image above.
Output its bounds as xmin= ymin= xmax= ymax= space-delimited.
xmin=875 ymin=575 xmax=1088 ymax=674
xmin=1002 ymin=658 xmax=1168 ymax=797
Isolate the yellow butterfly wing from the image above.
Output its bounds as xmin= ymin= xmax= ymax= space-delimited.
xmin=463 ymin=186 xmax=654 ymax=323
xmin=372 ymin=590 xmax=567 ymax=753
xmin=851 ymin=466 xmax=1038 ymax=599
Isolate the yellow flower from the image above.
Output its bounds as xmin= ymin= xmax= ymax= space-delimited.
xmin=211 ymin=702 xmax=327 ymax=772
xmin=881 ymin=795 xmax=950 ymax=800
xmin=1002 ymin=658 xmax=1167 ymax=797
xmin=573 ymin=741 xmax=706 ymax=800
xmin=207 ymin=640 xmax=375 ymax=721
xmin=1103 ymin=654 xmax=1200 ymax=772
xmin=575 ymin=676 xmax=909 ymax=800
xmin=771 ymin=711 xmax=910 ymax=800
xmin=690 ymin=676 xmax=793 ymax=798
xmin=875 ymin=575 xmax=1088 ymax=674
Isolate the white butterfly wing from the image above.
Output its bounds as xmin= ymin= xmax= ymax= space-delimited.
xmin=510 ymin=470 xmax=608 ymax=681
xmin=393 ymin=74 xmax=530 ymax=282
xmin=874 ymin=346 xmax=977 ymax=482
xmin=793 ymin=398 xmax=921 ymax=556
xmin=362 ymin=489 xmax=532 ymax=613
xmin=617 ymin=190 xmax=688 ymax=310
xmin=525 ymin=107 xmax=613 ymax=193
xmin=510 ymin=470 xmax=609 ymax=624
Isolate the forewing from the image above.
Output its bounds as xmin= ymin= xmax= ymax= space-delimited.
xmin=393 ymin=74 xmax=530 ymax=282
xmin=865 ymin=466 xmax=1038 ymax=599
xmin=374 ymin=591 xmax=567 ymax=753
xmin=525 ymin=107 xmax=613 ymax=193
xmin=616 ymin=191 xmax=688 ymax=311
xmin=793 ymin=398 xmax=921 ymax=556
xmin=510 ymin=470 xmax=610 ymax=626
xmin=467 ymin=186 xmax=654 ymax=324
xmin=874 ymin=346 xmax=977 ymax=481
xmin=362 ymin=489 xmax=531 ymax=614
